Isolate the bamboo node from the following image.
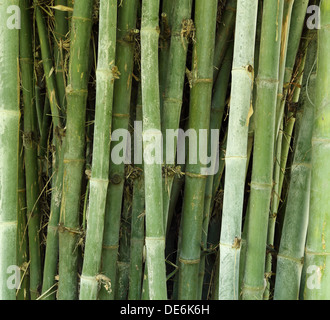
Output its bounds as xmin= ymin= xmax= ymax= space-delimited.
xmin=111 ymin=66 xmax=121 ymax=81
xmin=232 ymin=237 xmax=241 ymax=249
xmin=96 ymin=274 xmax=112 ymax=294
xmin=181 ymin=19 xmax=196 ymax=48
xmin=125 ymin=164 xmax=143 ymax=182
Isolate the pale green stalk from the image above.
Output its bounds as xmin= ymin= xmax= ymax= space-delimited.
xmin=304 ymin=0 xmax=330 ymax=299
xmin=218 ymin=0 xmax=258 ymax=300
xmin=0 ymin=0 xmax=20 ymax=300
xmin=140 ymin=0 xmax=167 ymax=300
xmin=79 ymin=0 xmax=117 ymax=300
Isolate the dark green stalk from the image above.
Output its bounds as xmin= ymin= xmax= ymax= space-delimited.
xmin=128 ymin=87 xmax=145 ymax=300
xmin=212 ymin=0 xmax=236 ymax=82
xmin=21 ymin=0 xmax=42 ymax=299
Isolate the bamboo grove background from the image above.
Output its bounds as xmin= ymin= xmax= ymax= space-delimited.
xmin=0 ymin=0 xmax=329 ymax=300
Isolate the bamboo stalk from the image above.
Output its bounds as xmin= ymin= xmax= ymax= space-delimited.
xmin=217 ymin=0 xmax=258 ymax=300
xmin=198 ymin=43 xmax=233 ymax=299
xmin=178 ymin=0 xmax=218 ymax=300
xmin=304 ymin=0 xmax=330 ymax=299
xmin=53 ymin=0 xmax=68 ymax=113
xmin=212 ymin=0 xmax=236 ymax=82
xmin=17 ymin=125 xmax=30 ymax=300
xmin=58 ymin=0 xmax=93 ymax=300
xmin=99 ymin=0 xmax=138 ymax=300
xmin=128 ymin=86 xmax=145 ymax=300
xmin=0 ymin=0 xmax=20 ymax=300
xmin=274 ymin=31 xmax=317 ymax=300
xmin=140 ymin=0 xmax=167 ymax=300
xmin=79 ymin=0 xmax=117 ymax=300
xmin=242 ymin=0 xmax=284 ymax=300
xmin=161 ymin=0 xmax=193 ymax=230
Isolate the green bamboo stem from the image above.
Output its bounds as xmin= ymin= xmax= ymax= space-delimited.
xmin=218 ymin=0 xmax=258 ymax=300
xmin=20 ymin=0 xmax=43 ymax=300
xmin=212 ymin=0 xmax=236 ymax=82
xmin=99 ymin=0 xmax=138 ymax=300
xmin=275 ymin=0 xmax=294 ymax=138
xmin=159 ymin=0 xmax=174 ymax=109
xmin=53 ymin=0 xmax=68 ymax=114
xmin=161 ymin=0 xmax=193 ymax=230
xmin=0 ymin=0 xmax=20 ymax=300
xmin=34 ymin=4 xmax=62 ymax=128
xmin=140 ymin=0 xmax=167 ymax=300
xmin=274 ymin=31 xmax=317 ymax=300
xmin=17 ymin=126 xmax=30 ymax=300
xmin=115 ymin=185 xmax=132 ymax=300
xmin=304 ymin=0 xmax=330 ymax=299
xmin=35 ymin=0 xmax=67 ymax=298
xmin=58 ymin=0 xmax=93 ymax=300
xmin=128 ymin=86 xmax=145 ymax=300
xmin=178 ymin=0 xmax=218 ymax=300
xmin=79 ymin=0 xmax=117 ymax=301
xmin=242 ymin=0 xmax=284 ymax=300
xmin=198 ymin=43 xmax=233 ymax=299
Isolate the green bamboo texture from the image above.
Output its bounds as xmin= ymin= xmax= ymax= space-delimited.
xmin=58 ymin=0 xmax=93 ymax=300
xmin=140 ymin=0 xmax=167 ymax=300
xmin=20 ymin=0 xmax=43 ymax=300
xmin=274 ymin=31 xmax=317 ymax=300
xmin=100 ymin=0 xmax=138 ymax=300
xmin=212 ymin=0 xmax=236 ymax=82
xmin=128 ymin=87 xmax=145 ymax=300
xmin=304 ymin=0 xmax=330 ymax=299
xmin=79 ymin=0 xmax=117 ymax=300
xmin=178 ymin=0 xmax=218 ymax=300
xmin=0 ymin=0 xmax=20 ymax=300
xmin=161 ymin=0 xmax=193 ymax=230
xmin=218 ymin=0 xmax=258 ymax=300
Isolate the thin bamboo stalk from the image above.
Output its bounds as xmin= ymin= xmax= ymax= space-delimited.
xmin=140 ymin=0 xmax=167 ymax=300
xmin=58 ymin=0 xmax=93 ymax=300
xmin=79 ymin=0 xmax=117 ymax=300
xmin=128 ymin=86 xmax=145 ymax=300
xmin=212 ymin=0 xmax=236 ymax=82
xmin=99 ymin=0 xmax=138 ymax=300
xmin=218 ymin=0 xmax=258 ymax=300
xmin=0 ymin=0 xmax=20 ymax=300
xmin=17 ymin=126 xmax=30 ymax=300
xmin=274 ymin=31 xmax=317 ymax=300
xmin=198 ymin=43 xmax=233 ymax=299
xmin=242 ymin=0 xmax=284 ymax=300
xmin=161 ymin=0 xmax=193 ymax=230
xmin=21 ymin=0 xmax=43 ymax=300
xmin=304 ymin=0 xmax=330 ymax=299
xmin=178 ymin=0 xmax=218 ymax=300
